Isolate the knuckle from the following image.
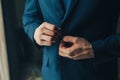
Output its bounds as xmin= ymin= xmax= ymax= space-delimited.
xmin=51 ymin=24 xmax=55 ymax=27
xmin=51 ymin=25 xmax=55 ymax=30
xmin=51 ymin=32 xmax=55 ymax=36
xmin=40 ymin=23 xmax=45 ymax=28
xmin=47 ymin=42 xmax=52 ymax=46
xmin=64 ymin=36 xmax=69 ymax=39
xmin=83 ymin=51 xmax=87 ymax=55
xmin=59 ymin=53 xmax=62 ymax=56
xmin=58 ymin=52 xmax=60 ymax=55
xmin=59 ymin=53 xmax=61 ymax=56
xmin=39 ymin=34 xmax=42 ymax=39
xmin=41 ymin=22 xmax=47 ymax=27
xmin=49 ymin=37 xmax=53 ymax=41
xmin=39 ymin=40 xmax=42 ymax=45
xmin=67 ymin=50 xmax=70 ymax=54
xmin=47 ymin=30 xmax=53 ymax=36
xmin=43 ymin=22 xmax=47 ymax=25
xmin=41 ymin=26 xmax=45 ymax=31
xmin=41 ymin=28 xmax=45 ymax=34
xmin=36 ymin=41 xmax=41 ymax=45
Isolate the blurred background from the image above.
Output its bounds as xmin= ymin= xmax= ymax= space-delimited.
xmin=1 ymin=0 xmax=42 ymax=80
xmin=0 ymin=0 xmax=120 ymax=80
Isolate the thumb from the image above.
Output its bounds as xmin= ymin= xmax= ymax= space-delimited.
xmin=63 ymin=36 xmax=76 ymax=43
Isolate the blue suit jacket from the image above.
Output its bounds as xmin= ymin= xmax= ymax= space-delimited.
xmin=23 ymin=0 xmax=120 ymax=80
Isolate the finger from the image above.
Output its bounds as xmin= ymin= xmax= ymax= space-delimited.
xmin=66 ymin=39 xmax=91 ymax=56
xmin=43 ymin=22 xmax=60 ymax=36
xmin=59 ymin=41 xmax=70 ymax=54
xmin=68 ymin=44 xmax=82 ymax=54
xmin=43 ymin=22 xmax=60 ymax=31
xmin=34 ymin=32 xmax=42 ymax=45
xmin=72 ymin=49 xmax=93 ymax=60
xmin=59 ymin=50 xmax=72 ymax=59
xmin=59 ymin=46 xmax=70 ymax=54
xmin=42 ymin=27 xmax=55 ymax=36
xmin=41 ymin=34 xmax=53 ymax=42
xmin=69 ymin=48 xmax=82 ymax=56
xmin=72 ymin=54 xmax=93 ymax=60
xmin=72 ymin=51 xmax=87 ymax=60
xmin=63 ymin=36 xmax=77 ymax=43
xmin=39 ymin=40 xmax=52 ymax=46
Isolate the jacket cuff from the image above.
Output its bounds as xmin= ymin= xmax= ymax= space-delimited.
xmin=91 ymin=40 xmax=112 ymax=64
xmin=26 ymin=22 xmax=40 ymax=41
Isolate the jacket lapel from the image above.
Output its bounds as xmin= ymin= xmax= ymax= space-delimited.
xmin=46 ymin=0 xmax=78 ymax=26
xmin=62 ymin=0 xmax=78 ymax=22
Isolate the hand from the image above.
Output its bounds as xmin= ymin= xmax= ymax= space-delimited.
xmin=34 ymin=22 xmax=61 ymax=46
xmin=59 ymin=36 xmax=94 ymax=60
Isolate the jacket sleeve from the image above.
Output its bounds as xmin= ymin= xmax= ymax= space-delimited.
xmin=22 ymin=0 xmax=43 ymax=41
xmin=92 ymin=34 xmax=120 ymax=64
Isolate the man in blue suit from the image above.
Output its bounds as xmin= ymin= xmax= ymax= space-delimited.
xmin=23 ymin=0 xmax=120 ymax=80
